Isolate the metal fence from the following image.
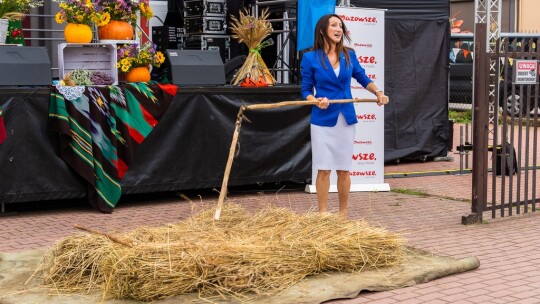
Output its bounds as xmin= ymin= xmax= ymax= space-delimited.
xmin=464 ymin=25 xmax=540 ymax=223
xmin=490 ymin=34 xmax=540 ymax=218
xmin=449 ymin=33 xmax=474 ymax=111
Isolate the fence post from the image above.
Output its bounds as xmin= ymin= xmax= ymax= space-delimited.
xmin=462 ymin=23 xmax=489 ymax=225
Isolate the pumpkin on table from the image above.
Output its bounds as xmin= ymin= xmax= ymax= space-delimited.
xmin=93 ymin=0 xmax=153 ymax=41
xmin=126 ymin=66 xmax=151 ymax=83
xmin=117 ymin=43 xmax=165 ymax=83
xmin=64 ymin=23 xmax=93 ymax=43
xmin=98 ymin=20 xmax=134 ymax=40
xmin=54 ymin=0 xmax=99 ymax=43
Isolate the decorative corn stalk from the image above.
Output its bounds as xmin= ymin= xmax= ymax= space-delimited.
xmin=229 ymin=8 xmax=276 ymax=86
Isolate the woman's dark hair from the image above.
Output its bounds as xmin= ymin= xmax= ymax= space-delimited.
xmin=313 ymin=14 xmax=353 ymax=68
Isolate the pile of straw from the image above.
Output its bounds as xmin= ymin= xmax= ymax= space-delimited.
xmin=38 ymin=204 xmax=406 ymax=301
xmin=229 ymin=8 xmax=276 ymax=86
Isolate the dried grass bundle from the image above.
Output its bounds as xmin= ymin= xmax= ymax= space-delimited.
xmin=229 ymin=8 xmax=277 ymax=86
xmin=40 ymin=234 xmax=121 ymax=293
xmin=38 ymin=203 xmax=407 ymax=301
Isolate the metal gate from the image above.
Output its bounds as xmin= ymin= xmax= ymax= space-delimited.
xmin=463 ymin=24 xmax=540 ymax=224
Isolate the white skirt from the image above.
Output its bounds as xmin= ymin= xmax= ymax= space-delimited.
xmin=311 ymin=113 xmax=356 ymax=171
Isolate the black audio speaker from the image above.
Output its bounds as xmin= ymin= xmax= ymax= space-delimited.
xmin=166 ymin=49 xmax=225 ymax=85
xmin=0 ymin=46 xmax=51 ymax=86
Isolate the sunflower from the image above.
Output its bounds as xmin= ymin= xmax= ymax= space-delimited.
xmin=95 ymin=11 xmax=110 ymax=27
xmin=155 ymin=52 xmax=165 ymax=64
xmin=140 ymin=3 xmax=153 ymax=19
xmin=55 ymin=12 xmax=66 ymax=24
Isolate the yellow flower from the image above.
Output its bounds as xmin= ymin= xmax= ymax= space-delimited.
xmin=140 ymin=3 xmax=153 ymax=18
xmin=96 ymin=12 xmax=110 ymax=27
xmin=55 ymin=0 xmax=99 ymax=26
xmin=156 ymin=52 xmax=165 ymax=64
xmin=55 ymin=12 xmax=66 ymax=24
xmin=121 ymin=64 xmax=131 ymax=73
xmin=120 ymin=58 xmax=131 ymax=66
xmin=140 ymin=53 xmax=150 ymax=60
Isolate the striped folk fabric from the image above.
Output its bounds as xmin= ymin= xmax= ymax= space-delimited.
xmin=48 ymin=83 xmax=177 ymax=213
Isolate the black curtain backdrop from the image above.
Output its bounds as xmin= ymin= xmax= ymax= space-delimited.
xmin=350 ymin=0 xmax=451 ymax=162
xmin=121 ymin=86 xmax=311 ymax=194
xmin=0 ymin=88 xmax=87 ymax=203
xmin=0 ymin=87 xmax=310 ymax=205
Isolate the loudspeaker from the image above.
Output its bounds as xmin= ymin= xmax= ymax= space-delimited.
xmin=224 ymin=55 xmax=246 ymax=84
xmin=166 ymin=49 xmax=225 ymax=86
xmin=0 ymin=46 xmax=51 ymax=86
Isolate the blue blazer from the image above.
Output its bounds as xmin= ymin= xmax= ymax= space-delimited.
xmin=301 ymin=49 xmax=373 ymax=126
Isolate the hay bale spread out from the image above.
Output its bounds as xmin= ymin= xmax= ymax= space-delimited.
xmin=39 ymin=204 xmax=407 ymax=301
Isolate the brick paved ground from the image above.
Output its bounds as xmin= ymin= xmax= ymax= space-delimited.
xmin=2 ymin=122 xmax=540 ymax=303
xmin=3 ymin=180 xmax=540 ymax=304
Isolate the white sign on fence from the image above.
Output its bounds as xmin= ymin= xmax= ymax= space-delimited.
xmin=514 ymin=60 xmax=538 ymax=85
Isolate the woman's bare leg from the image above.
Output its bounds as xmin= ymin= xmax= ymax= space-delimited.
xmin=336 ymin=170 xmax=351 ymax=218
xmin=316 ymin=170 xmax=331 ymax=212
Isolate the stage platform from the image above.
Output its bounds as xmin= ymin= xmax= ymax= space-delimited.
xmin=0 ymin=85 xmax=310 ymax=211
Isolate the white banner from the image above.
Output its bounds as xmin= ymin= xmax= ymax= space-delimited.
xmin=306 ymin=6 xmax=389 ymax=193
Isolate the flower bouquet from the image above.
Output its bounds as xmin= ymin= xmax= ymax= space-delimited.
xmin=0 ymin=0 xmax=43 ymax=20
xmin=229 ymin=8 xmax=276 ymax=87
xmin=94 ymin=0 xmax=153 ymax=40
xmin=93 ymin=0 xmax=152 ymax=25
xmin=117 ymin=42 xmax=165 ymax=72
xmin=54 ymin=0 xmax=102 ymax=43
xmin=53 ymin=0 xmax=98 ymax=26
xmin=117 ymin=42 xmax=165 ymax=82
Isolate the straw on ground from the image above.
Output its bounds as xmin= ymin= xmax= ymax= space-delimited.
xmin=37 ymin=203 xmax=406 ymax=301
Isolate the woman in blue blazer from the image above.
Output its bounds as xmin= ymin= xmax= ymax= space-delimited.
xmin=301 ymin=14 xmax=389 ymax=218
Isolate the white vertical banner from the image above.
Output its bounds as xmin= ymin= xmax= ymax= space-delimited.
xmin=306 ymin=6 xmax=389 ymax=193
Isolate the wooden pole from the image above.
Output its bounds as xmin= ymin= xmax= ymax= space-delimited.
xmin=244 ymin=98 xmax=374 ymax=110
xmin=214 ymin=98 xmax=377 ymax=220
xmin=215 ymin=106 xmax=247 ymax=220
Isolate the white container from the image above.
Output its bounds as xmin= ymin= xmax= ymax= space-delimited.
xmin=0 ymin=19 xmax=8 ymax=44
xmin=58 ymin=43 xmax=118 ymax=85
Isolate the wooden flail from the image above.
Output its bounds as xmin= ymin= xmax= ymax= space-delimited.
xmin=214 ymin=98 xmax=378 ymax=220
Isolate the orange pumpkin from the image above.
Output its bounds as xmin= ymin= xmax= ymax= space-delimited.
xmin=64 ymin=23 xmax=93 ymax=43
xmin=126 ymin=66 xmax=151 ymax=83
xmin=98 ymin=21 xmax=134 ymax=40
